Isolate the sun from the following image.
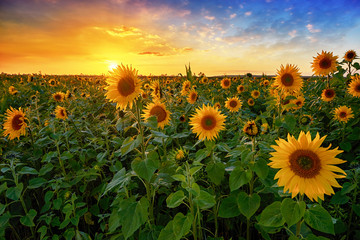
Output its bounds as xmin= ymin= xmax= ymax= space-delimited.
xmin=108 ymin=62 xmax=119 ymax=71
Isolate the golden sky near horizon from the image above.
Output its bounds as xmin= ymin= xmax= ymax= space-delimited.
xmin=1 ymin=0 xmax=360 ymax=76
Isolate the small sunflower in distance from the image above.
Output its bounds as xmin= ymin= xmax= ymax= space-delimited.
xmin=247 ymin=98 xmax=255 ymax=106
xmin=52 ymin=92 xmax=66 ymax=102
xmin=243 ymin=120 xmax=258 ymax=136
xmin=251 ymin=90 xmax=260 ymax=99
xmin=269 ymin=131 xmax=346 ymax=201
xmin=334 ymin=106 xmax=354 ymax=123
xmin=311 ymin=50 xmax=338 ymax=76
xmin=275 ymin=64 xmax=303 ymax=93
xmin=189 ymin=104 xmax=226 ymax=141
xmin=292 ymin=96 xmax=305 ymax=110
xmin=237 ymin=84 xmax=245 ymax=94
xmin=3 ymin=107 xmax=28 ymax=140
xmin=225 ymin=97 xmax=242 ymax=112
xmin=321 ymin=88 xmax=336 ymax=102
xmin=8 ymin=86 xmax=18 ymax=95
xmin=105 ymin=64 xmax=142 ymax=110
xmin=142 ymin=101 xmax=171 ymax=129
xmin=55 ymin=106 xmax=68 ymax=120
xmin=344 ymin=50 xmax=357 ymax=62
xmin=348 ymin=75 xmax=360 ymax=98
xmin=214 ymin=102 xmax=221 ymax=109
xmin=187 ymin=89 xmax=198 ymax=104
xmin=150 ymin=80 xmax=161 ymax=100
xmin=221 ymin=78 xmax=231 ymax=89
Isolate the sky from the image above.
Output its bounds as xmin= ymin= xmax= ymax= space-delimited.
xmin=1 ymin=0 xmax=360 ymax=76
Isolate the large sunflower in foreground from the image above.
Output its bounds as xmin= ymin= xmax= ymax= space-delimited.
xmin=311 ymin=50 xmax=338 ymax=76
xmin=344 ymin=50 xmax=357 ymax=62
xmin=105 ymin=64 xmax=142 ymax=110
xmin=225 ymin=97 xmax=242 ymax=112
xmin=275 ymin=64 xmax=303 ymax=93
xmin=189 ymin=104 xmax=226 ymax=141
xmin=55 ymin=106 xmax=68 ymax=120
xmin=142 ymin=101 xmax=171 ymax=129
xmin=334 ymin=106 xmax=354 ymax=123
xmin=2 ymin=107 xmax=28 ymax=140
xmin=269 ymin=131 xmax=346 ymax=201
xmin=348 ymin=76 xmax=360 ymax=98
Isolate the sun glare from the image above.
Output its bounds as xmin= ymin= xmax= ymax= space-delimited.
xmin=108 ymin=62 xmax=118 ymax=71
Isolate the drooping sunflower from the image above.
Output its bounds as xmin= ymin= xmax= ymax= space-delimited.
xmin=321 ymin=88 xmax=336 ymax=102
xmin=189 ymin=104 xmax=226 ymax=141
xmin=187 ymin=89 xmax=198 ymax=104
xmin=2 ymin=107 xmax=28 ymax=140
xmin=52 ymin=92 xmax=66 ymax=102
xmin=268 ymin=131 xmax=346 ymax=201
xmin=8 ymin=86 xmax=18 ymax=95
xmin=347 ymin=76 xmax=360 ymax=98
xmin=221 ymin=78 xmax=231 ymax=89
xmin=344 ymin=50 xmax=357 ymax=62
xmin=311 ymin=50 xmax=338 ymax=76
xmin=181 ymin=80 xmax=191 ymax=96
xmin=150 ymin=80 xmax=162 ymax=100
xmin=55 ymin=106 xmax=68 ymax=120
xmin=243 ymin=120 xmax=259 ymax=136
xmin=225 ymin=97 xmax=242 ymax=112
xmin=247 ymin=98 xmax=255 ymax=106
xmin=105 ymin=64 xmax=142 ymax=110
xmin=334 ymin=106 xmax=354 ymax=123
xmin=292 ymin=96 xmax=305 ymax=110
xmin=251 ymin=90 xmax=260 ymax=99
xmin=142 ymin=101 xmax=171 ymax=129
xmin=237 ymin=84 xmax=245 ymax=94
xmin=275 ymin=64 xmax=303 ymax=93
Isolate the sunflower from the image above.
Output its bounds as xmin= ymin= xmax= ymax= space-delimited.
xmin=141 ymin=92 xmax=148 ymax=99
xmin=189 ymin=104 xmax=226 ymax=141
xmin=225 ymin=97 xmax=242 ymax=112
xmin=237 ymin=85 xmax=245 ymax=94
xmin=150 ymin=80 xmax=162 ymax=100
xmin=262 ymin=80 xmax=270 ymax=86
xmin=105 ymin=64 xmax=142 ymax=110
xmin=347 ymin=76 xmax=360 ymax=98
xmin=221 ymin=78 xmax=231 ymax=89
xmin=334 ymin=106 xmax=354 ymax=123
xmin=179 ymin=115 xmax=186 ymax=122
xmin=261 ymin=123 xmax=269 ymax=134
xmin=201 ymin=76 xmax=209 ymax=84
xmin=247 ymin=98 xmax=255 ymax=106
xmin=268 ymin=131 xmax=346 ymax=201
xmin=243 ymin=120 xmax=258 ymax=136
xmin=55 ymin=106 xmax=68 ymax=120
xmin=181 ymin=80 xmax=191 ymax=96
xmin=214 ymin=102 xmax=221 ymax=109
xmin=299 ymin=114 xmax=313 ymax=125
xmin=52 ymin=92 xmax=66 ymax=102
xmin=142 ymin=101 xmax=171 ymax=129
xmin=311 ymin=50 xmax=338 ymax=76
xmin=2 ymin=107 xmax=28 ymax=140
xmin=49 ymin=79 xmax=57 ymax=86
xmin=344 ymin=50 xmax=357 ymax=62
xmin=251 ymin=90 xmax=260 ymax=99
xmin=9 ymin=86 xmax=18 ymax=95
xmin=65 ymin=90 xmax=73 ymax=99
xmin=187 ymin=89 xmax=198 ymax=104
xmin=275 ymin=64 xmax=303 ymax=93
xmin=292 ymin=96 xmax=305 ymax=110
xmin=321 ymin=88 xmax=336 ymax=102
xmin=144 ymin=83 xmax=150 ymax=89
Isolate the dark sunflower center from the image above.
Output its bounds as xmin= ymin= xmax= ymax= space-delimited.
xmin=296 ymin=100 xmax=302 ymax=106
xmin=60 ymin=109 xmax=65 ymax=117
xmin=12 ymin=114 xmax=23 ymax=130
xmin=254 ymin=91 xmax=259 ymax=96
xmin=281 ymin=73 xmax=294 ymax=86
xmin=55 ymin=94 xmax=62 ymax=101
xmin=117 ymin=76 xmax=135 ymax=97
xmin=339 ymin=111 xmax=347 ymax=118
xmin=325 ymin=89 xmax=335 ymax=98
xmin=201 ymin=115 xmax=216 ymax=130
xmin=239 ymin=86 xmax=244 ymax=91
xmin=289 ymin=150 xmax=321 ymax=178
xmin=229 ymin=100 xmax=237 ymax=108
xmin=249 ymin=99 xmax=254 ymax=105
xmin=346 ymin=52 xmax=355 ymax=60
xmin=150 ymin=106 xmax=167 ymax=122
xmin=319 ymin=58 xmax=331 ymax=69
xmin=223 ymin=80 xmax=230 ymax=87
xmin=191 ymin=93 xmax=197 ymax=101
xmin=355 ymin=84 xmax=360 ymax=92
xmin=245 ymin=123 xmax=258 ymax=135
xmin=179 ymin=116 xmax=185 ymax=122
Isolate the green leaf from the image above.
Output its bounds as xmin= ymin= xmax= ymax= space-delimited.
xmin=171 ymin=174 xmax=186 ymax=183
xmin=53 ymin=198 xmax=63 ymax=210
xmin=28 ymin=177 xmax=47 ymax=189
xmin=284 ymin=114 xmax=296 ymax=132
xmin=304 ymin=204 xmax=334 ymax=235
xmin=259 ymin=201 xmax=285 ymax=227
xmin=229 ymin=167 xmax=252 ymax=192
xmin=330 ymin=191 xmax=349 ymax=205
xmin=206 ymin=162 xmax=225 ymax=185
xmin=37 ymin=225 xmax=47 ymax=240
xmin=353 ymin=204 xmax=360 ymax=217
xmin=39 ymin=163 xmax=54 ymax=176
xmin=0 ymin=211 xmax=10 ymax=227
xmin=0 ymin=203 xmax=6 ymax=215
xmin=340 ymin=182 xmax=357 ymax=195
xmin=158 ymin=212 xmax=193 ymax=240
xmin=44 ymin=191 xmax=54 ymax=203
xmin=237 ymin=192 xmax=260 ymax=219
xmin=253 ymin=158 xmax=269 ymax=179
xmin=6 ymin=183 xmax=23 ymax=201
xmin=194 ymin=190 xmax=216 ymax=210
xmin=0 ymin=182 xmax=7 ymax=195
xmin=20 ymin=209 xmax=37 ymax=227
xmin=280 ymin=198 xmax=306 ymax=227
xmin=19 ymin=166 xmax=38 ymax=175
xmin=353 ymin=62 xmax=360 ymax=70
xmin=190 ymin=165 xmax=202 ymax=175
xmin=131 ymin=151 xmax=160 ymax=182
xmin=195 ymin=148 xmax=210 ymax=162
xmin=61 ymin=151 xmax=74 ymax=160
xmin=339 ymin=141 xmax=351 ymax=152
xmin=218 ymin=194 xmax=241 ymax=218
xmin=150 ymin=130 xmax=169 ymax=138
xmin=120 ymin=135 xmax=141 ymax=156
xmin=166 ymin=190 xmax=186 ymax=208
xmin=102 ymin=168 xmax=130 ymax=196
xmin=306 ymin=234 xmax=331 ymax=240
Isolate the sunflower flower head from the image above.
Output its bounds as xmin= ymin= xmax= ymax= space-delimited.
xmin=150 ymin=80 xmax=162 ymax=100
xmin=221 ymin=78 xmax=231 ymax=89
xmin=347 ymin=75 xmax=360 ymax=98
xmin=52 ymin=92 xmax=66 ymax=102
xmin=344 ymin=50 xmax=357 ymax=62
xmin=187 ymin=89 xmax=198 ymax=104
xmin=251 ymin=90 xmax=260 ymax=99
xmin=321 ymin=88 xmax=336 ymax=102
xmin=9 ymin=86 xmax=18 ymax=95
xmin=181 ymin=80 xmax=191 ymax=96
xmin=189 ymin=104 xmax=226 ymax=141
xmin=247 ymin=98 xmax=255 ymax=106
xmin=269 ymin=131 xmax=346 ymax=201
xmin=55 ymin=106 xmax=68 ymax=120
xmin=105 ymin=64 xmax=142 ymax=110
xmin=243 ymin=120 xmax=259 ymax=136
xmin=311 ymin=50 xmax=338 ymax=76
xmin=292 ymin=96 xmax=305 ymax=110
xmin=2 ymin=107 xmax=28 ymax=140
xmin=275 ymin=64 xmax=303 ymax=93
xmin=142 ymin=101 xmax=171 ymax=129
xmin=334 ymin=106 xmax=354 ymax=123
xmin=237 ymin=84 xmax=245 ymax=94
xmin=225 ymin=97 xmax=242 ymax=112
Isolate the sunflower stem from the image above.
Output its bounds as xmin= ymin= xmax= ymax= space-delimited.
xmin=327 ymin=74 xmax=330 ymax=89
xmin=135 ymin=99 xmax=146 ymax=159
xmin=346 ymin=171 xmax=358 ymax=240
xmin=296 ymin=195 xmax=304 ymax=237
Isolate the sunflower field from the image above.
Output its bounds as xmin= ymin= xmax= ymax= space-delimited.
xmin=0 ymin=51 xmax=360 ymax=240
